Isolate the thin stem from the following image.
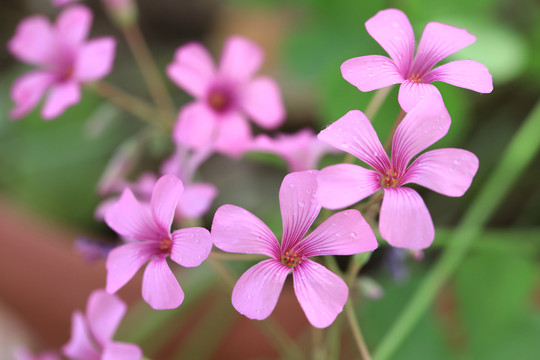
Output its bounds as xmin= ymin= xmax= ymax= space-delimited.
xmin=311 ymin=327 xmax=325 ymax=360
xmin=373 ymin=99 xmax=540 ymax=360
xmin=209 ymin=251 xmax=266 ymax=261
xmin=383 ymin=110 xmax=406 ymax=151
xmin=345 ymin=301 xmax=372 ymax=360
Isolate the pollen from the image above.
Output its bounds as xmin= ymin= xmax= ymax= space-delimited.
xmin=207 ymin=91 xmax=229 ymax=112
xmin=160 ymin=237 xmax=173 ymax=252
xmin=281 ymin=249 xmax=301 ymax=268
xmin=381 ymin=169 xmax=399 ymax=187
xmin=409 ymin=73 xmax=422 ymax=83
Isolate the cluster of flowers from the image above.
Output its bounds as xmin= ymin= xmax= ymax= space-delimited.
xmin=9 ymin=2 xmax=491 ymax=359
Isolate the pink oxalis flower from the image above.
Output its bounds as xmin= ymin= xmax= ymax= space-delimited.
xmin=104 ymin=174 xmax=213 ymax=309
xmin=167 ymin=35 xmax=285 ymax=157
xmin=211 ymin=170 xmax=377 ymax=328
xmin=62 ymin=289 xmax=142 ymax=360
xmin=317 ymin=94 xmax=479 ymax=249
xmin=8 ymin=5 xmax=116 ymax=120
xmin=341 ymin=8 xmax=493 ymax=112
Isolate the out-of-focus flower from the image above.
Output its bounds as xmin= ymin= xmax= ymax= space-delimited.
xmin=167 ymin=35 xmax=285 ymax=157
xmin=101 ymin=0 xmax=137 ymax=28
xmin=341 ymin=8 xmax=493 ymax=112
xmin=317 ymin=94 xmax=479 ymax=249
xmin=8 ymin=6 xmax=116 ymax=120
xmin=62 ymin=289 xmax=142 ymax=360
xmin=105 ymin=175 xmax=213 ymax=309
xmin=248 ymin=128 xmax=341 ymax=172
xmin=212 ymin=170 xmax=377 ymax=328
xmin=14 ymin=348 xmax=60 ymax=360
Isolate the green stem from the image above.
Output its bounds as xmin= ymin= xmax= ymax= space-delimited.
xmin=373 ymin=99 xmax=540 ymax=360
xmin=383 ymin=110 xmax=406 ymax=152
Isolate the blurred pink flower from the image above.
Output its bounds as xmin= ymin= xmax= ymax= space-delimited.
xmin=248 ymin=128 xmax=341 ymax=172
xmin=341 ymin=8 xmax=493 ymax=112
xmin=167 ymin=35 xmax=285 ymax=157
xmin=14 ymin=348 xmax=60 ymax=360
xmin=317 ymin=94 xmax=479 ymax=249
xmin=62 ymin=289 xmax=142 ymax=360
xmin=104 ymin=175 xmax=213 ymax=309
xmin=8 ymin=6 xmax=116 ymax=120
xmin=211 ymin=170 xmax=377 ymax=328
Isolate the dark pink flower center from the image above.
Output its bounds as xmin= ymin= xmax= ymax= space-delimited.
xmin=159 ymin=237 xmax=173 ymax=254
xmin=281 ymin=249 xmax=301 ymax=268
xmin=381 ymin=169 xmax=399 ymax=187
xmin=408 ymin=73 xmax=422 ymax=83
xmin=207 ymin=89 xmax=232 ymax=113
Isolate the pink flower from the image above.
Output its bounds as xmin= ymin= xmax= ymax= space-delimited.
xmin=341 ymin=8 xmax=493 ymax=112
xmin=317 ymin=94 xmax=479 ymax=249
xmin=104 ymin=175 xmax=213 ymax=309
xmin=62 ymin=289 xmax=142 ymax=360
xmin=8 ymin=6 xmax=116 ymax=120
xmin=248 ymin=128 xmax=341 ymax=172
xmin=167 ymin=35 xmax=285 ymax=157
xmin=211 ymin=170 xmax=377 ymax=328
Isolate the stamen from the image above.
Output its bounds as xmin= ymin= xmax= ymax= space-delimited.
xmin=381 ymin=169 xmax=399 ymax=187
xmin=160 ymin=238 xmax=172 ymax=252
xmin=408 ymin=73 xmax=422 ymax=83
xmin=281 ymin=249 xmax=301 ymax=268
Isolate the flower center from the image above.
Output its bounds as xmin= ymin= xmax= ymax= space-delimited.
xmin=381 ymin=169 xmax=399 ymax=187
xmin=159 ymin=238 xmax=173 ymax=253
xmin=281 ymin=249 xmax=301 ymax=268
xmin=207 ymin=90 xmax=230 ymax=112
xmin=408 ymin=73 xmax=422 ymax=83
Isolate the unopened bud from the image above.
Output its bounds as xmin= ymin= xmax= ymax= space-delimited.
xmin=102 ymin=0 xmax=138 ymax=28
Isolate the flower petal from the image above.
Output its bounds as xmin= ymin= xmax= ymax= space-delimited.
xmin=105 ymin=242 xmax=154 ymax=294
xmin=102 ymin=342 xmax=142 ymax=360
xmin=211 ymin=204 xmax=280 ymax=258
xmin=8 ymin=16 xmax=55 ymax=66
xmin=365 ymin=8 xmax=415 ymax=76
xmin=293 ymin=259 xmax=348 ymax=328
xmin=403 ymin=148 xmax=479 ymax=197
xmin=297 ymin=209 xmax=378 ymax=256
xmin=239 ymin=76 xmax=285 ymax=129
xmin=213 ymin=111 xmax=252 ymax=157
xmin=280 ymin=170 xmax=321 ymax=251
xmin=397 ymin=79 xmax=442 ymax=113
xmin=105 ymin=188 xmax=164 ymax=241
xmin=41 ymin=81 xmax=81 ymax=120
xmin=170 ymin=227 xmax=212 ymax=267
xmin=55 ymin=5 xmax=92 ymax=47
xmin=317 ymin=164 xmax=381 ymax=209
xmin=86 ymin=290 xmax=126 ymax=346
xmin=173 ymin=102 xmax=218 ymax=149
xmin=142 ymin=256 xmax=183 ymax=309
xmin=167 ymin=42 xmax=215 ymax=98
xmin=176 ymin=183 xmax=217 ymax=219
xmin=341 ymin=55 xmax=403 ymax=92
xmin=423 ymin=60 xmax=493 ymax=94
xmin=231 ymin=259 xmax=290 ymax=320
xmin=317 ymin=110 xmax=390 ymax=173
xmin=379 ymin=187 xmax=434 ymax=249
xmin=413 ymin=22 xmax=476 ymax=76
xmin=219 ymin=35 xmax=263 ymax=81
xmin=9 ymin=71 xmax=55 ymax=120
xmin=392 ymin=92 xmax=450 ymax=174
xmin=62 ymin=311 xmax=100 ymax=360
xmin=74 ymin=37 xmax=116 ymax=82
xmin=150 ymin=174 xmax=183 ymax=235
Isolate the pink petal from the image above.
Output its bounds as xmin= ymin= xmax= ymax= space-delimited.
xmin=74 ymin=37 xmax=116 ymax=82
xmin=392 ymin=92 xmax=450 ymax=174
xmin=239 ymin=76 xmax=285 ymax=129
xmin=213 ymin=111 xmax=252 ymax=157
xmin=211 ymin=204 xmax=280 ymax=258
xmin=219 ymin=35 xmax=263 ymax=81
xmin=150 ymin=174 xmax=183 ymax=234
xmin=62 ymin=311 xmax=100 ymax=360
xmin=173 ymin=102 xmax=218 ymax=149
xmin=297 ymin=209 xmax=378 ymax=256
xmin=293 ymin=259 xmax=348 ymax=328
xmin=105 ymin=242 xmax=154 ymax=294
xmin=170 ymin=227 xmax=212 ymax=267
xmin=397 ymin=79 xmax=442 ymax=113
xmin=86 ymin=290 xmax=126 ymax=346
xmin=231 ymin=259 xmax=290 ymax=320
xmin=317 ymin=164 xmax=381 ymax=209
xmin=413 ymin=22 xmax=476 ymax=76
xmin=104 ymin=188 xmax=164 ymax=241
xmin=55 ymin=5 xmax=92 ymax=47
xmin=279 ymin=170 xmax=321 ymax=251
xmin=177 ymin=183 xmax=217 ymax=219
xmin=317 ymin=110 xmax=390 ymax=173
xmin=423 ymin=60 xmax=493 ymax=94
xmin=341 ymin=55 xmax=403 ymax=92
xmin=167 ymin=42 xmax=215 ymax=98
xmin=379 ymin=187 xmax=434 ymax=249
xmin=102 ymin=342 xmax=142 ymax=360
xmin=9 ymin=71 xmax=55 ymax=120
xmin=41 ymin=81 xmax=81 ymax=120
xmin=142 ymin=256 xmax=184 ymax=309
xmin=403 ymin=148 xmax=479 ymax=197
xmin=8 ymin=16 xmax=55 ymax=66
xmin=365 ymin=9 xmax=415 ymax=76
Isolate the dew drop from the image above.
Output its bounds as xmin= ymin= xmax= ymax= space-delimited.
xmin=247 ymin=295 xmax=252 ymax=299
xmin=299 ymin=200 xmax=306 ymax=208
xmin=350 ymin=232 xmax=358 ymax=238
xmin=454 ymin=159 xmax=461 ymax=165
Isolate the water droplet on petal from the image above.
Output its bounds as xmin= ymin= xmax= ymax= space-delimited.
xmin=350 ymin=232 xmax=358 ymax=238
